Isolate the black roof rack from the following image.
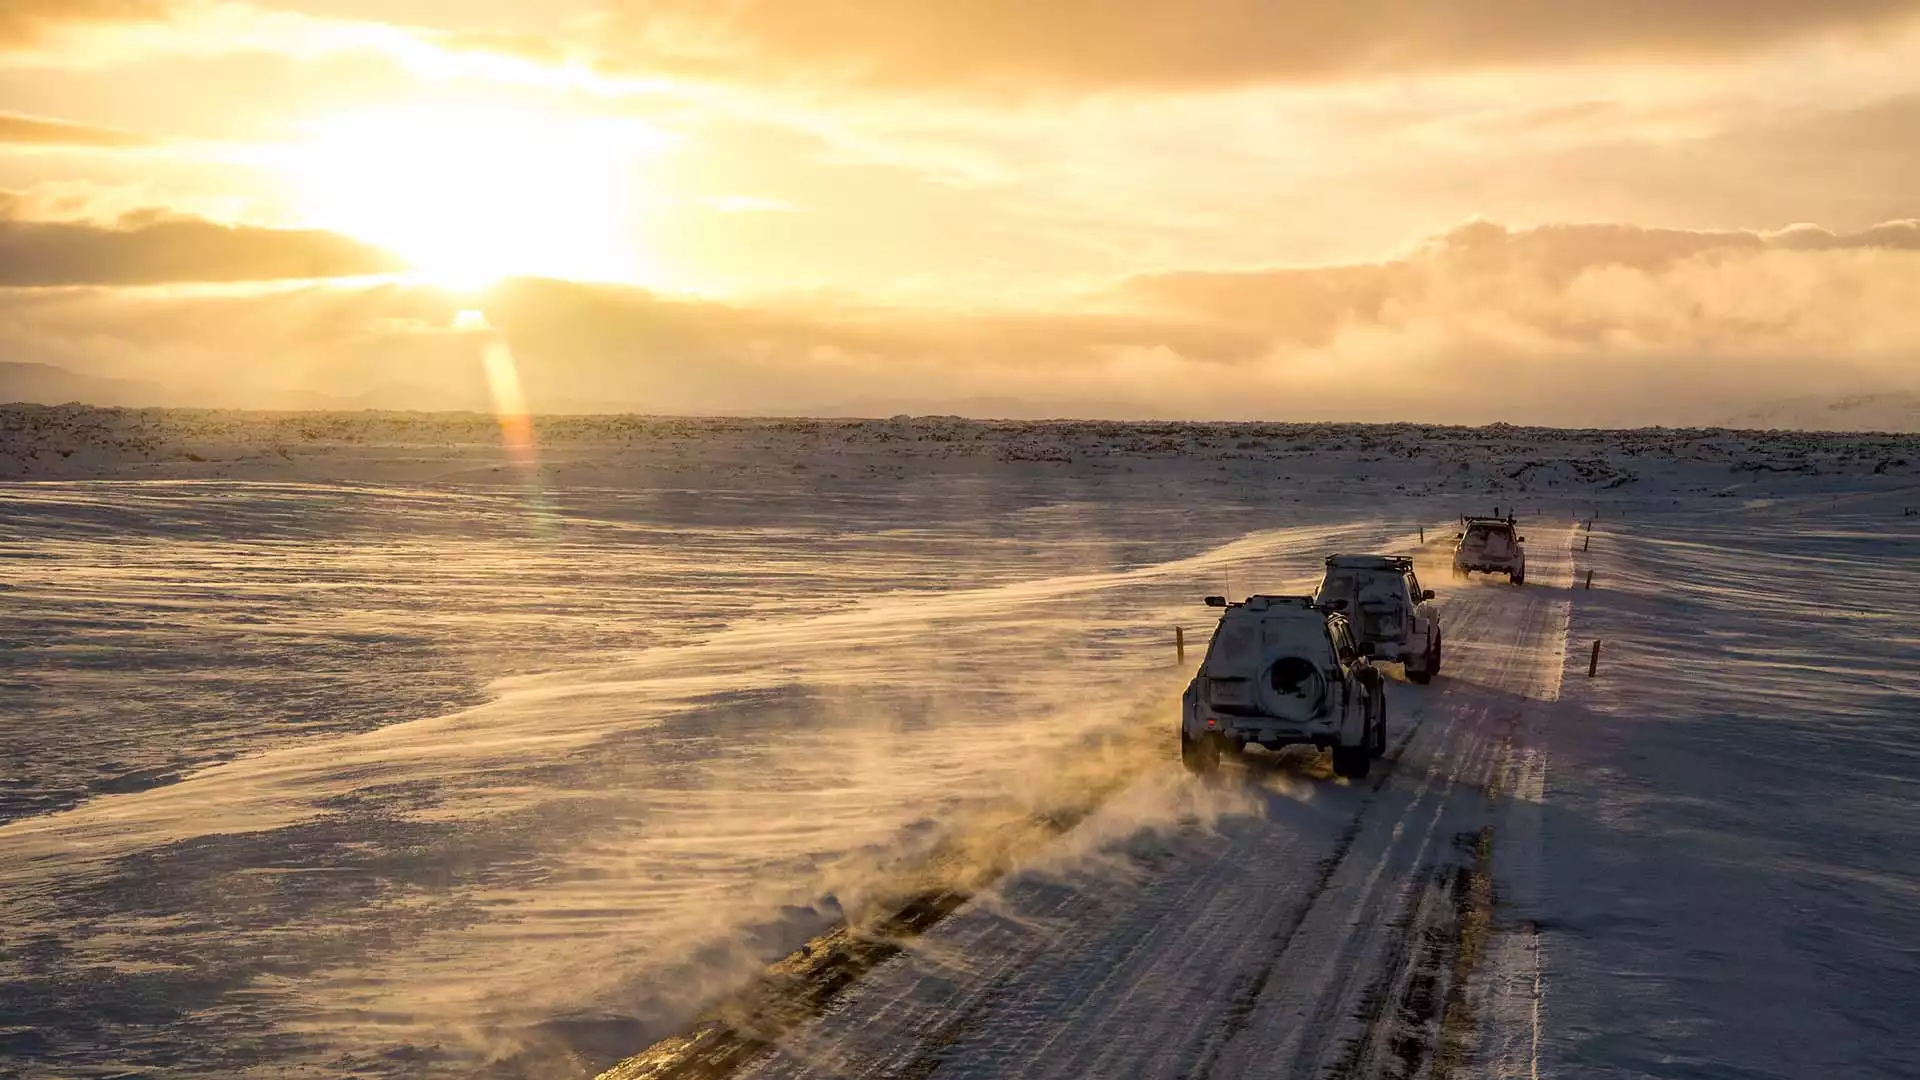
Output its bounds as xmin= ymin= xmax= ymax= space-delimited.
xmin=1324 ymin=554 xmax=1415 ymax=569
xmin=1205 ymin=594 xmax=1346 ymax=616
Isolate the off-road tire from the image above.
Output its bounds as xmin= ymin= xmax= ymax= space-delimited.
xmin=1181 ymin=729 xmax=1221 ymax=775
xmin=1407 ymin=635 xmax=1437 ymax=685
xmin=1370 ymin=690 xmax=1389 ymax=758
xmin=1331 ymin=743 xmax=1371 ymax=779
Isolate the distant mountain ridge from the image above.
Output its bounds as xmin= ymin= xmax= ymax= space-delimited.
xmin=0 ymin=362 xmax=171 ymax=407
xmin=0 ymin=362 xmax=495 ymax=413
xmin=7 ymin=360 xmax=1918 ymax=430
xmin=1721 ymin=391 xmax=1920 ymax=433
xmin=801 ymin=394 xmax=1154 ymax=421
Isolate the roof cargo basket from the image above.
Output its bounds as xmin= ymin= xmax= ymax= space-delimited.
xmin=1324 ymin=554 xmax=1415 ymax=570
xmin=1204 ymin=594 xmax=1321 ymax=610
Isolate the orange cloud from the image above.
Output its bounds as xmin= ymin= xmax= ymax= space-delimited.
xmin=0 ymin=195 xmax=404 ymax=285
xmin=1121 ymin=219 xmax=1920 ymax=360
xmin=3 ymin=217 xmax=1917 ymax=424
xmin=595 ymin=0 xmax=1920 ymax=91
xmin=11 ymin=215 xmax=1920 ymax=425
xmin=0 ymin=0 xmax=167 ymax=46
xmin=0 ymin=111 xmax=155 ymax=147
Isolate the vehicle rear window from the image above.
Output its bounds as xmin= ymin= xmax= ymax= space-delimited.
xmin=1205 ymin=612 xmax=1332 ymax=671
xmin=1317 ymin=572 xmax=1359 ymax=605
xmin=1320 ymin=570 xmax=1407 ymax=607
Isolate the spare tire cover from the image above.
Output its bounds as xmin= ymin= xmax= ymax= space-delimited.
xmin=1259 ymin=656 xmax=1326 ymax=721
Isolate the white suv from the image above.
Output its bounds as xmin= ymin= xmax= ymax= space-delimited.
xmin=1452 ymin=516 xmax=1527 ymax=585
xmin=1180 ymin=595 xmax=1387 ymax=780
xmin=1313 ymin=555 xmax=1442 ymax=684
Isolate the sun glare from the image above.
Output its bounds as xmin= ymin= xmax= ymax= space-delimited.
xmin=288 ymin=107 xmax=670 ymax=289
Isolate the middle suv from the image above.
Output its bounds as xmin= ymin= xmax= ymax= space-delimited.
xmin=1313 ymin=555 xmax=1442 ymax=684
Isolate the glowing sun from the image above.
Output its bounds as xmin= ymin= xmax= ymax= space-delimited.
xmin=288 ymin=107 xmax=670 ymax=289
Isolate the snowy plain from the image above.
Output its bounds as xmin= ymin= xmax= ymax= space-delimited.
xmin=1 ymin=405 xmax=1917 ymax=1079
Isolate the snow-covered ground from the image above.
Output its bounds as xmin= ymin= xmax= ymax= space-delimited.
xmin=1529 ymin=500 xmax=1920 ymax=1079
xmin=1 ymin=407 xmax=1916 ymax=1079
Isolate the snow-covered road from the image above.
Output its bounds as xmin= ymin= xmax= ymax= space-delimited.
xmin=606 ymin=532 xmax=1577 ymax=1080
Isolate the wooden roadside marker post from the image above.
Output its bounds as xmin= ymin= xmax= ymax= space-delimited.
xmin=1585 ymin=570 xmax=1594 ymax=590
xmin=1583 ymin=534 xmax=1591 ymax=552
xmin=1420 ymin=525 xmax=1425 ymax=543
xmin=1588 ymin=640 xmax=1601 ymax=677
xmin=1176 ymin=626 xmax=1186 ymax=665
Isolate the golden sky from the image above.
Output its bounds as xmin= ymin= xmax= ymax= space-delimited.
xmin=3 ymin=1 xmax=1919 ymax=421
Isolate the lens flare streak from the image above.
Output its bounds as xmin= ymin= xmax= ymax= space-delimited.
xmin=462 ymin=309 xmax=554 ymax=535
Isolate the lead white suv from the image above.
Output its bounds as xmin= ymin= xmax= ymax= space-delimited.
xmin=1180 ymin=595 xmax=1387 ymax=780
xmin=1452 ymin=516 xmax=1527 ymax=585
xmin=1314 ymin=555 xmax=1442 ymax=684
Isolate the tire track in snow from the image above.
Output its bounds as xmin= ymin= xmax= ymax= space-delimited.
xmin=703 ymin=663 xmax=1445 ymax=1080
xmin=1202 ymin=703 xmax=1499 ymax=1080
xmin=1317 ymin=527 xmax=1572 ymax=1080
xmin=1183 ymin=709 xmax=1449 ymax=1080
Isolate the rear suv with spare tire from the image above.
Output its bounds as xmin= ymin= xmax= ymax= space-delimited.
xmin=1313 ymin=554 xmax=1442 ymax=684
xmin=1180 ymin=594 xmax=1387 ymax=780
